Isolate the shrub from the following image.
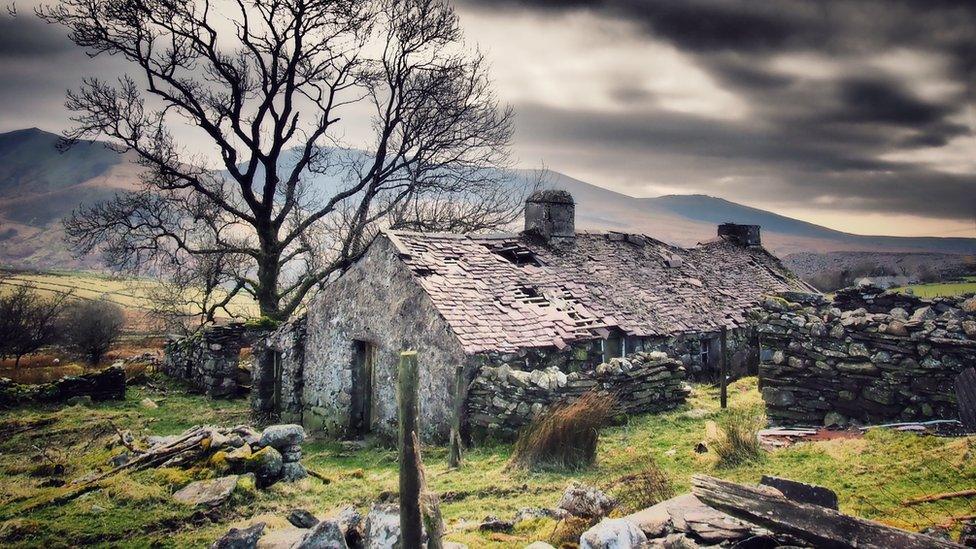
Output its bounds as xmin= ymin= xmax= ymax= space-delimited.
xmin=609 ymin=464 xmax=676 ymax=513
xmin=713 ymin=408 xmax=765 ymax=468
xmin=508 ymin=391 xmax=616 ymax=471
xmin=0 ymin=283 xmax=68 ymax=366
xmin=60 ymin=300 xmax=125 ymax=365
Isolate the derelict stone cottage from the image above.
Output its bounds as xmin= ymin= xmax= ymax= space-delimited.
xmin=252 ymin=190 xmax=812 ymax=442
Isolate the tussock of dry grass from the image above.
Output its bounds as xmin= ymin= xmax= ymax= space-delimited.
xmin=713 ymin=408 xmax=765 ymax=468
xmin=608 ymin=464 xmax=676 ymax=513
xmin=508 ymin=392 xmax=616 ymax=471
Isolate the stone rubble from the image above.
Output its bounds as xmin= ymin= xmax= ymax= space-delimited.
xmin=467 ymin=351 xmax=690 ymax=440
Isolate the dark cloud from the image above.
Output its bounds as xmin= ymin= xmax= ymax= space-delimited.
xmin=834 ymin=77 xmax=953 ymax=126
xmin=515 ymin=102 xmax=976 ymax=220
xmin=0 ymin=15 xmax=73 ymax=58
xmin=462 ymin=0 xmax=975 ymax=224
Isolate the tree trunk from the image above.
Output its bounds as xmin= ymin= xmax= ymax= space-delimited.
xmin=255 ymin=241 xmax=283 ymax=321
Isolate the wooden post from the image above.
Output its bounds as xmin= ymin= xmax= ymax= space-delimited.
xmin=398 ymin=351 xmax=423 ymax=548
xmin=448 ymin=365 xmax=465 ymax=468
xmin=720 ymin=327 xmax=728 ymax=409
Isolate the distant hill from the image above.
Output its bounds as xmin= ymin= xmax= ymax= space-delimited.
xmin=0 ymin=127 xmax=974 ymax=272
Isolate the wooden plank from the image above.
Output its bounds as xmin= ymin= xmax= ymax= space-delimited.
xmin=398 ymin=351 xmax=423 ymax=548
xmin=956 ymin=367 xmax=976 ymax=429
xmin=904 ymin=488 xmax=976 ymax=506
xmin=691 ymin=475 xmax=965 ymax=549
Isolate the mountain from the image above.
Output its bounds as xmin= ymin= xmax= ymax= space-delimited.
xmin=0 ymin=127 xmax=974 ymax=272
xmin=0 ymin=128 xmax=142 ymax=269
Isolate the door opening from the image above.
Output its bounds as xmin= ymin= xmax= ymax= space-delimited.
xmin=350 ymin=340 xmax=375 ymax=436
xmin=271 ymin=351 xmax=283 ymax=417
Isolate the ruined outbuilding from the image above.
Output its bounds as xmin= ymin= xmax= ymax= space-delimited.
xmin=254 ymin=190 xmax=811 ymax=441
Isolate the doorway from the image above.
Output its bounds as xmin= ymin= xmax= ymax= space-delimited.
xmin=350 ymin=340 xmax=375 ymax=436
xmin=271 ymin=351 xmax=283 ymax=418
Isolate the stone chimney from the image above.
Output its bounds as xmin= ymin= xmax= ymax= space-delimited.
xmin=718 ymin=223 xmax=761 ymax=246
xmin=524 ymin=190 xmax=575 ymax=247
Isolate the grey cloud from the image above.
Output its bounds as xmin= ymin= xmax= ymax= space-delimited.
xmin=0 ymin=15 xmax=74 ymax=58
xmin=514 ymin=102 xmax=976 ymax=220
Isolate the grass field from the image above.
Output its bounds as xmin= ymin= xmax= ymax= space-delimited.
xmin=0 ymin=270 xmax=258 ymax=320
xmin=1 ymin=377 xmax=973 ymax=548
xmin=892 ymin=276 xmax=976 ymax=298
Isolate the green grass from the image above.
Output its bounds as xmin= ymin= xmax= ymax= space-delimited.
xmin=891 ymin=276 xmax=976 ymax=298
xmin=1 ymin=378 xmax=974 ymax=547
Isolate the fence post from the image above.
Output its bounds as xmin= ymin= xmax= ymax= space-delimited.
xmin=720 ymin=327 xmax=729 ymax=409
xmin=448 ymin=364 xmax=465 ymax=468
xmin=398 ymin=351 xmax=423 ymax=548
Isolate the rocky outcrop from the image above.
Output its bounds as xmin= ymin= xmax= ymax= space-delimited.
xmin=757 ymin=286 xmax=976 ymax=426
xmin=467 ymin=351 xmax=689 ymax=440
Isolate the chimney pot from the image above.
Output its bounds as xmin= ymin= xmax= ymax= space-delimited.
xmin=524 ymin=190 xmax=575 ymax=247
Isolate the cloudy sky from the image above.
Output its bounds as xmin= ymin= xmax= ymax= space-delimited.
xmin=1 ymin=0 xmax=975 ymax=237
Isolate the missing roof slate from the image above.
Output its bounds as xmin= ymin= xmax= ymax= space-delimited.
xmin=490 ymin=243 xmax=541 ymax=267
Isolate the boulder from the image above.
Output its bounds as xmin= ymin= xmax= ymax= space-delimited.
xmin=211 ymin=522 xmax=265 ymax=549
xmin=579 ymin=518 xmax=647 ymax=549
xmin=363 ymin=504 xmax=401 ymax=549
xmin=174 ymin=475 xmax=241 ymax=507
xmin=280 ymin=462 xmax=308 ymax=482
xmin=256 ymin=527 xmax=309 ymax=549
xmin=558 ymin=482 xmax=617 ymax=518
xmin=334 ymin=505 xmax=363 ymax=547
xmin=287 ymin=509 xmax=320 ymax=529
xmin=643 ymin=533 xmax=701 ymax=548
xmin=961 ymin=297 xmax=976 ymax=313
xmin=260 ymin=424 xmax=306 ymax=449
xmin=246 ymin=447 xmax=283 ymax=486
xmin=479 ymin=515 xmax=514 ymax=533
xmin=281 ymin=444 xmax=303 ymax=462
xmin=525 ymin=543 xmax=557 ymax=549
xmin=140 ymin=398 xmax=158 ymax=409
xmin=295 ymin=519 xmax=348 ymax=549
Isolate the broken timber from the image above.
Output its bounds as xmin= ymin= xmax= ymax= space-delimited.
xmin=691 ymin=475 xmax=965 ymax=549
xmin=903 ymin=488 xmax=976 ymax=506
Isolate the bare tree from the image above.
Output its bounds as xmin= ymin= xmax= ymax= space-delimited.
xmin=60 ymin=300 xmax=126 ymax=366
xmin=41 ymin=0 xmax=526 ymax=321
xmin=0 ymin=282 xmax=69 ymax=366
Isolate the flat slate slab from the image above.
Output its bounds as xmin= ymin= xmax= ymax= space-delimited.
xmin=623 ymin=492 xmax=762 ymax=543
xmin=173 ymin=475 xmax=239 ymax=507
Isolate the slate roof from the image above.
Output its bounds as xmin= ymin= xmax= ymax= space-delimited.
xmin=385 ymin=230 xmax=812 ymax=355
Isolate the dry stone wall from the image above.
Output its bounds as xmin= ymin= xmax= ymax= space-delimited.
xmin=757 ymin=286 xmax=976 ymax=426
xmin=0 ymin=365 xmax=125 ymax=406
xmin=467 ymin=350 xmax=690 ymax=440
xmin=252 ymin=317 xmax=307 ymax=423
xmin=163 ymin=324 xmax=267 ymax=398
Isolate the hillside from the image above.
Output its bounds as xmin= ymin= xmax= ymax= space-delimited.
xmin=0 ymin=127 xmax=974 ymax=272
xmin=0 ymin=128 xmax=142 ymax=269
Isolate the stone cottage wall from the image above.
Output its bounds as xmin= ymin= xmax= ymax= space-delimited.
xmin=300 ymin=237 xmax=469 ymax=442
xmin=162 ymin=324 xmax=266 ymax=398
xmin=252 ymin=316 xmax=307 ymax=423
xmin=467 ymin=350 xmax=690 ymax=440
xmin=757 ymin=286 xmax=976 ymax=426
xmin=480 ymin=328 xmax=757 ymax=383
